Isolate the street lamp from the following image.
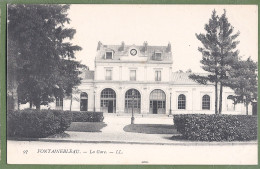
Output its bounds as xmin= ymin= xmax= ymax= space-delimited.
xmin=169 ymin=92 xmax=172 ymax=115
xmin=131 ymin=89 xmax=135 ymax=124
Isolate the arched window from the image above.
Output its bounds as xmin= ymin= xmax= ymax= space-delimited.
xmin=178 ymin=94 xmax=186 ymax=109
xmin=100 ymin=88 xmax=116 ymax=113
xmin=80 ymin=92 xmax=88 ymax=98
xmin=149 ymin=89 xmax=166 ymax=114
xmin=202 ymin=95 xmax=210 ymax=110
xmin=125 ymin=89 xmax=141 ymax=113
xmin=80 ymin=92 xmax=88 ymax=111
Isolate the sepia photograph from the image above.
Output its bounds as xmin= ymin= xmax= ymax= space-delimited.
xmin=6 ymin=4 xmax=258 ymax=164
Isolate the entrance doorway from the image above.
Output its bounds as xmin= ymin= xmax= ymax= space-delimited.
xmin=108 ymin=100 xmax=114 ymax=113
xmin=124 ymin=89 xmax=141 ymax=114
xmin=152 ymin=101 xmax=158 ymax=114
xmin=80 ymin=92 xmax=88 ymax=111
xmin=149 ymin=89 xmax=166 ymax=114
xmin=100 ymin=88 xmax=116 ymax=113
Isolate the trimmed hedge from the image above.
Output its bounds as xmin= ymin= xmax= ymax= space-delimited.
xmin=72 ymin=111 xmax=104 ymax=122
xmin=173 ymin=114 xmax=257 ymax=141
xmin=8 ymin=109 xmax=72 ymax=138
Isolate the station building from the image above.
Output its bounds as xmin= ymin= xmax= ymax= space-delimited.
xmin=51 ymin=41 xmax=253 ymax=115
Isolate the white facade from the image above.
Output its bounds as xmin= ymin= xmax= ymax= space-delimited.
xmin=33 ymin=42 xmax=252 ymax=115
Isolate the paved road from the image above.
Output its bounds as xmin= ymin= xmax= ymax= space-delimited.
xmin=7 ymin=140 xmax=258 ymax=165
xmin=102 ymin=115 xmax=174 ymax=133
xmin=47 ymin=116 xmax=178 ymax=144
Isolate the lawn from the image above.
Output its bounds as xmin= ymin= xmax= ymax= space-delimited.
xmin=123 ymin=124 xmax=179 ymax=134
xmin=67 ymin=122 xmax=107 ymax=132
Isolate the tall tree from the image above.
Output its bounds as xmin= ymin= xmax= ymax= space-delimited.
xmin=8 ymin=4 xmax=82 ymax=109
xmin=189 ymin=9 xmax=240 ymax=114
xmin=217 ymin=10 xmax=240 ymax=113
xmin=227 ymin=58 xmax=258 ymax=114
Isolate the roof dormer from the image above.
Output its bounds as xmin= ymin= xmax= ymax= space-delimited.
xmin=152 ymin=50 xmax=163 ymax=61
xmin=105 ymin=49 xmax=114 ymax=59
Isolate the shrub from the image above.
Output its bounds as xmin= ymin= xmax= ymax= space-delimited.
xmin=72 ymin=111 xmax=104 ymax=122
xmin=7 ymin=109 xmax=72 ymax=138
xmin=173 ymin=114 xmax=257 ymax=141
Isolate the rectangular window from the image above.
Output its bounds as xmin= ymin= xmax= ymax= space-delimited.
xmin=105 ymin=69 xmax=112 ymax=80
xmin=153 ymin=52 xmax=162 ymax=60
xmin=155 ymin=52 xmax=162 ymax=60
xmin=105 ymin=52 xmax=113 ymax=59
xmin=155 ymin=70 xmax=161 ymax=81
xmin=130 ymin=70 xmax=136 ymax=81
xmin=56 ymin=97 xmax=63 ymax=110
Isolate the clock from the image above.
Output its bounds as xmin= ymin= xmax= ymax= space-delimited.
xmin=130 ymin=49 xmax=137 ymax=56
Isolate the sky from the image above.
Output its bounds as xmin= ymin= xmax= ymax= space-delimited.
xmin=67 ymin=5 xmax=258 ymax=73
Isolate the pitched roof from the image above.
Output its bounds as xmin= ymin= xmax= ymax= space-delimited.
xmin=96 ymin=42 xmax=172 ymax=63
xmin=172 ymin=72 xmax=211 ymax=85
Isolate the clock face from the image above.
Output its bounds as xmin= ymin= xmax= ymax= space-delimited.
xmin=130 ymin=49 xmax=137 ymax=56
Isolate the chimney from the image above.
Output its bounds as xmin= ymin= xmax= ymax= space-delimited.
xmin=143 ymin=41 xmax=148 ymax=52
xmin=119 ymin=41 xmax=125 ymax=51
xmin=166 ymin=42 xmax=171 ymax=52
xmin=97 ymin=41 xmax=102 ymax=51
